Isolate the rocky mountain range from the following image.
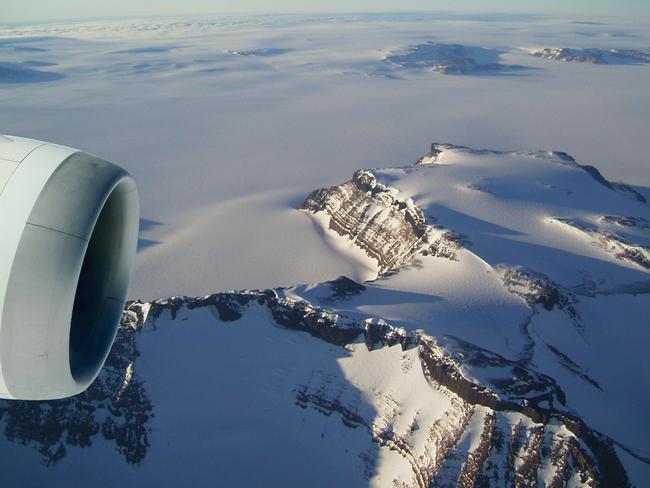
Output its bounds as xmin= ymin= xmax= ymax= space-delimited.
xmin=0 ymin=143 xmax=648 ymax=487
xmin=528 ymin=48 xmax=650 ymax=64
xmin=382 ymin=43 xmax=529 ymax=75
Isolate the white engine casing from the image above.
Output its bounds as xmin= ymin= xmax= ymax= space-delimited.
xmin=0 ymin=135 xmax=139 ymax=400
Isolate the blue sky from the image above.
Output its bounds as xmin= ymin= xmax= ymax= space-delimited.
xmin=3 ymin=0 xmax=650 ymax=23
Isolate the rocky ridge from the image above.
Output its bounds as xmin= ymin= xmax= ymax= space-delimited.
xmin=1 ymin=143 xmax=647 ymax=486
xmin=0 ymin=275 xmax=633 ymax=486
xmin=301 ymin=169 xmax=461 ymax=274
xmin=382 ymin=43 xmax=528 ymax=75
xmin=550 ymin=218 xmax=650 ymax=270
xmin=297 ymin=142 xmax=650 ymax=485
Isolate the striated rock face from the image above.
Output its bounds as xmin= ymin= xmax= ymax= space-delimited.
xmin=301 ymin=169 xmax=462 ymax=272
xmin=1 ymin=288 xmax=631 ymax=486
xmin=0 ymin=285 xmax=630 ymax=486
xmin=301 ymin=170 xmax=432 ymax=273
xmin=295 ymin=142 xmax=650 ymax=486
xmin=420 ymin=335 xmax=567 ymax=412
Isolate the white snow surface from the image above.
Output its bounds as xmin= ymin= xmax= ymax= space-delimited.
xmin=0 ymin=303 xmax=455 ymax=487
xmin=0 ymin=13 xmax=648 ymax=485
xmin=1 ymin=13 xmax=649 ymax=299
xmin=295 ymin=144 xmax=650 ymax=458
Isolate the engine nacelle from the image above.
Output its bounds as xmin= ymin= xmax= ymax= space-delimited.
xmin=0 ymin=135 xmax=139 ymax=400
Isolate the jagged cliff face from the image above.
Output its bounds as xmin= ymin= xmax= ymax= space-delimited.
xmin=0 ymin=287 xmax=607 ymax=486
xmin=302 ymin=170 xmax=432 ymax=274
xmin=301 ymin=169 xmax=462 ymax=274
xmin=297 ymin=143 xmax=650 ymax=486
xmin=1 ymin=143 xmax=648 ymax=487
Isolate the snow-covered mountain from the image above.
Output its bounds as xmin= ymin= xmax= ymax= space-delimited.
xmin=383 ymin=43 xmax=529 ymax=75
xmin=0 ymin=144 xmax=648 ymax=487
xmin=528 ymin=48 xmax=650 ymax=64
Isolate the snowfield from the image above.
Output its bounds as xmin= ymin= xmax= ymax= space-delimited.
xmin=1 ymin=11 xmax=649 ymax=488
xmin=299 ymin=144 xmax=650 ymax=456
xmin=1 ymin=12 xmax=649 ymax=298
xmin=0 ymin=143 xmax=648 ymax=487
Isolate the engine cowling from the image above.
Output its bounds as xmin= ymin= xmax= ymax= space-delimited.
xmin=0 ymin=135 xmax=139 ymax=400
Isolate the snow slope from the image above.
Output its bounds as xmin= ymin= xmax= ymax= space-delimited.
xmin=300 ymin=144 xmax=650 ymax=459
xmin=0 ymin=144 xmax=647 ymax=487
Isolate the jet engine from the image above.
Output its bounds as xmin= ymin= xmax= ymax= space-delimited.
xmin=0 ymin=135 xmax=139 ymax=400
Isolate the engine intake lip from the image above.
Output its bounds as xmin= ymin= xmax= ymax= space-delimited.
xmin=68 ymin=166 xmax=139 ymax=384
xmin=0 ymin=147 xmax=139 ymax=400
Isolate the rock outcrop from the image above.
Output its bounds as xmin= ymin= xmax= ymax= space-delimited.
xmin=301 ymin=169 xmax=463 ymax=272
xmin=529 ymin=47 xmax=650 ymax=65
xmin=383 ymin=43 xmax=529 ymax=75
xmin=1 ymin=287 xmax=630 ymax=486
xmin=550 ymin=218 xmax=650 ymax=270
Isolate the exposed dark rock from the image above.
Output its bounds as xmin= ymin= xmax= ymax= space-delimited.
xmin=0 ymin=287 xmax=632 ymax=485
xmin=501 ymin=266 xmax=582 ymax=329
xmin=264 ymin=289 xmax=362 ymax=345
xmin=552 ymin=218 xmax=650 ymax=270
xmin=617 ymin=247 xmax=650 ymax=269
xmin=530 ymin=47 xmax=650 ymax=65
xmin=456 ymin=411 xmax=495 ymax=488
xmin=546 ymin=344 xmax=602 ymax=391
xmin=424 ymin=230 xmax=466 ymax=261
xmin=0 ymin=310 xmax=152 ymax=466
xmin=541 ymin=155 xmax=647 ymax=204
xmin=578 ymin=165 xmax=646 ymax=203
xmin=1 ymin=140 xmax=643 ymax=484
xmin=419 ymin=336 xmax=565 ymax=417
xmin=415 ymin=142 xmax=445 ymax=164
xmin=187 ymin=292 xmax=262 ymax=321
xmin=327 ymin=275 xmax=367 ymax=299
xmin=301 ymin=168 xmax=455 ymax=273
xmin=601 ymin=215 xmax=650 ymax=229
xmin=419 ymin=335 xmax=629 ymax=487
xmin=364 ymin=319 xmax=416 ymax=351
xmin=148 ymin=296 xmax=186 ymax=320
xmin=295 ymin=387 xmax=365 ymax=428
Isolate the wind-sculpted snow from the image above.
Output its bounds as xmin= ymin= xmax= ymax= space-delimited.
xmin=0 ymin=61 xmax=64 ymax=83
xmin=529 ymin=47 xmax=650 ymax=65
xmin=383 ymin=43 xmax=529 ymax=75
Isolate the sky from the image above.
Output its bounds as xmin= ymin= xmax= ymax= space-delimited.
xmin=2 ymin=0 xmax=650 ymax=24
